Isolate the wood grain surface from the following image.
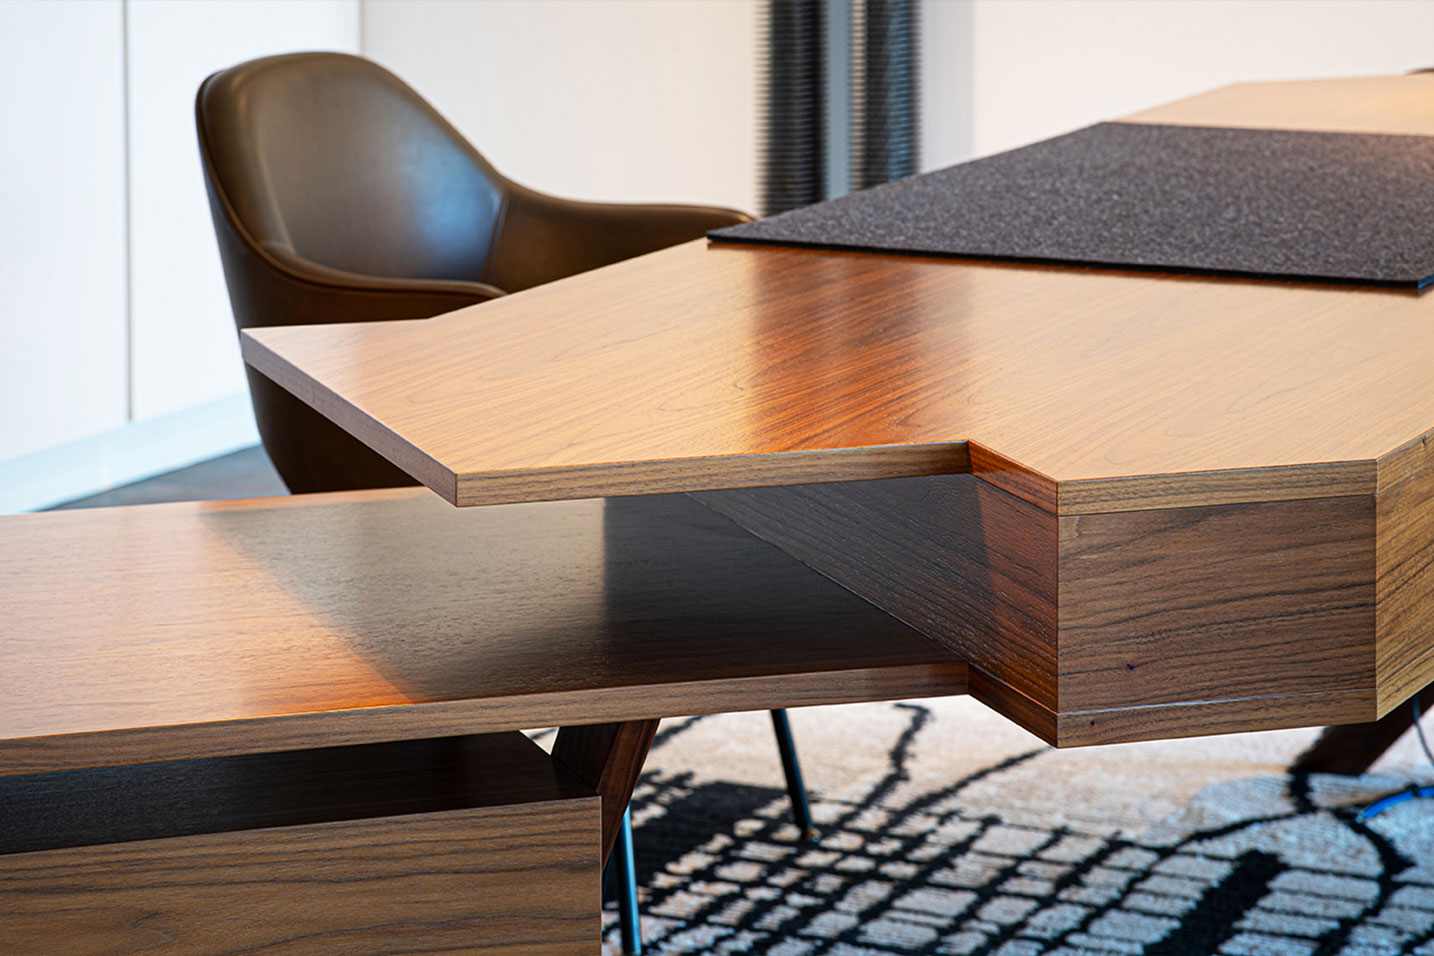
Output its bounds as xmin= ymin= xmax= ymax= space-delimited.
xmin=242 ymin=74 xmax=1434 ymax=516
xmin=0 ymin=804 xmax=598 ymax=956
xmin=1375 ymin=429 xmax=1434 ymax=710
xmin=1057 ymin=496 xmax=1375 ymax=713
xmin=700 ymin=477 xmax=1387 ymax=745
xmin=552 ymin=720 xmax=660 ymax=863
xmin=0 ymin=734 xmax=598 ymax=955
xmin=0 ymin=489 xmax=965 ymax=775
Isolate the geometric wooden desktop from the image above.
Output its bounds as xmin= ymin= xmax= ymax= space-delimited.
xmin=6 ymin=74 xmax=1432 ymax=954
xmin=244 ymin=74 xmax=1434 ymax=748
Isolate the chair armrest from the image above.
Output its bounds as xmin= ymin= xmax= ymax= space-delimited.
xmin=265 ymin=243 xmax=507 ymax=303
xmin=487 ymin=185 xmax=752 ymax=292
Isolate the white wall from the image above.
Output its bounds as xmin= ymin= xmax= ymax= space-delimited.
xmin=0 ymin=1 xmax=128 ymax=463
xmin=963 ymin=0 xmax=1434 ymax=158
xmin=361 ymin=0 xmax=759 ymax=214
xmin=0 ymin=0 xmax=358 ymax=512
xmin=127 ymin=0 xmax=359 ymax=422
xmin=920 ymin=0 xmax=975 ymax=171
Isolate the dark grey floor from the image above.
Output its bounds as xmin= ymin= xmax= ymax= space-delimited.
xmin=49 ymin=445 xmax=288 ymax=510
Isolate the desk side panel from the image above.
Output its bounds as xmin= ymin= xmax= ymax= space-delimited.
xmin=1057 ymin=495 xmax=1377 ymax=715
xmin=700 ymin=477 xmax=1379 ymax=745
xmin=0 ymin=801 xmax=598 ymax=956
xmin=1376 ymin=431 xmax=1434 ymax=712
xmin=695 ymin=475 xmax=1061 ymax=719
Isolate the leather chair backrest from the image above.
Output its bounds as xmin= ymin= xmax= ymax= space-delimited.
xmin=199 ymin=51 xmax=506 ymax=283
xmin=196 ymin=51 xmax=748 ymax=494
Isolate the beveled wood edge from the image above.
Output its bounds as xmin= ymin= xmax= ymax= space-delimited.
xmin=967 ymin=450 xmax=1377 ymax=516
xmin=965 ymin=443 xmax=1378 ymax=517
xmin=969 ymin=443 xmax=1057 ymax=513
xmin=1377 ymin=426 xmax=1434 ymax=491
xmin=553 ymin=719 xmax=659 ymax=864
xmin=1377 ymin=638 xmax=1434 ymax=716
xmin=1050 ymin=423 xmax=1430 ymax=514
xmin=453 ymin=443 xmax=972 ymax=507
xmin=0 ymin=661 xmax=968 ymax=777
xmin=1055 ymin=459 xmax=1377 ymax=515
xmin=1056 ymin=688 xmax=1377 ymax=747
xmin=968 ymin=666 xmax=1057 ymax=743
xmin=969 ymin=662 xmax=1376 ymax=747
xmin=240 ymin=330 xmax=459 ymax=502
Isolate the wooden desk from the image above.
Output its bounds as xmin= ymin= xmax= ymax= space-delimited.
xmin=242 ymin=74 xmax=1434 ymax=747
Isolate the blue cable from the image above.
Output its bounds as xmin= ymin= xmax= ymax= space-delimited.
xmin=1357 ymin=786 xmax=1434 ymax=822
xmin=1356 ymin=693 xmax=1434 ymax=822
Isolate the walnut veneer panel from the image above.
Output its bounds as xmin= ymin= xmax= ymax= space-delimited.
xmin=0 ymin=806 xmax=597 ymax=956
xmin=242 ymin=74 xmax=1434 ymax=515
xmin=1057 ymin=496 xmax=1375 ymax=713
xmin=0 ymin=734 xmax=598 ymax=955
xmin=1375 ymin=430 xmax=1434 ymax=711
xmin=0 ymin=489 xmax=964 ymax=775
xmin=699 ymin=478 xmax=1383 ymax=746
xmin=242 ymin=239 xmax=1434 ymax=514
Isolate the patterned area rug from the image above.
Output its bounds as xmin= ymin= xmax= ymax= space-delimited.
xmin=595 ymin=698 xmax=1434 ymax=955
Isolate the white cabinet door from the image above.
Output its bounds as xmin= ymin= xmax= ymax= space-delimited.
xmin=125 ymin=0 xmax=358 ymax=422
xmin=0 ymin=0 xmax=128 ymax=461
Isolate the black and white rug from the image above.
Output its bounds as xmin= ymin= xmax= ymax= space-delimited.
xmin=595 ymin=699 xmax=1434 ymax=955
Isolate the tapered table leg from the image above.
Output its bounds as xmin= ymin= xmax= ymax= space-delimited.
xmin=553 ymin=719 xmax=660 ymax=863
xmin=770 ymin=709 xmax=816 ymax=841
xmin=1291 ymin=684 xmax=1430 ymax=776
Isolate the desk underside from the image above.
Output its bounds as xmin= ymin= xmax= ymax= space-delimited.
xmin=0 ymin=490 xmax=964 ymax=775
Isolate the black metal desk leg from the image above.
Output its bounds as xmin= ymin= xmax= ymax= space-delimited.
xmin=771 ymin=709 xmax=816 ymax=841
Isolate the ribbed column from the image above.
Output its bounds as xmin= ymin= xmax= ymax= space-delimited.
xmin=760 ymin=0 xmax=828 ymax=215
xmin=852 ymin=0 xmax=920 ymax=190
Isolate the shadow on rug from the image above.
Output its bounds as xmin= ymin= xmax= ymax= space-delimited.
xmin=601 ymin=699 xmax=1434 ymax=955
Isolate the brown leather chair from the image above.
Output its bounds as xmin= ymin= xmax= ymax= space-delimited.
xmin=196 ymin=50 xmax=749 ymax=493
xmin=197 ymin=57 xmax=799 ymax=954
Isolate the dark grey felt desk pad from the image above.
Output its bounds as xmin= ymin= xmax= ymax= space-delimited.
xmin=711 ymin=122 xmax=1434 ymax=288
